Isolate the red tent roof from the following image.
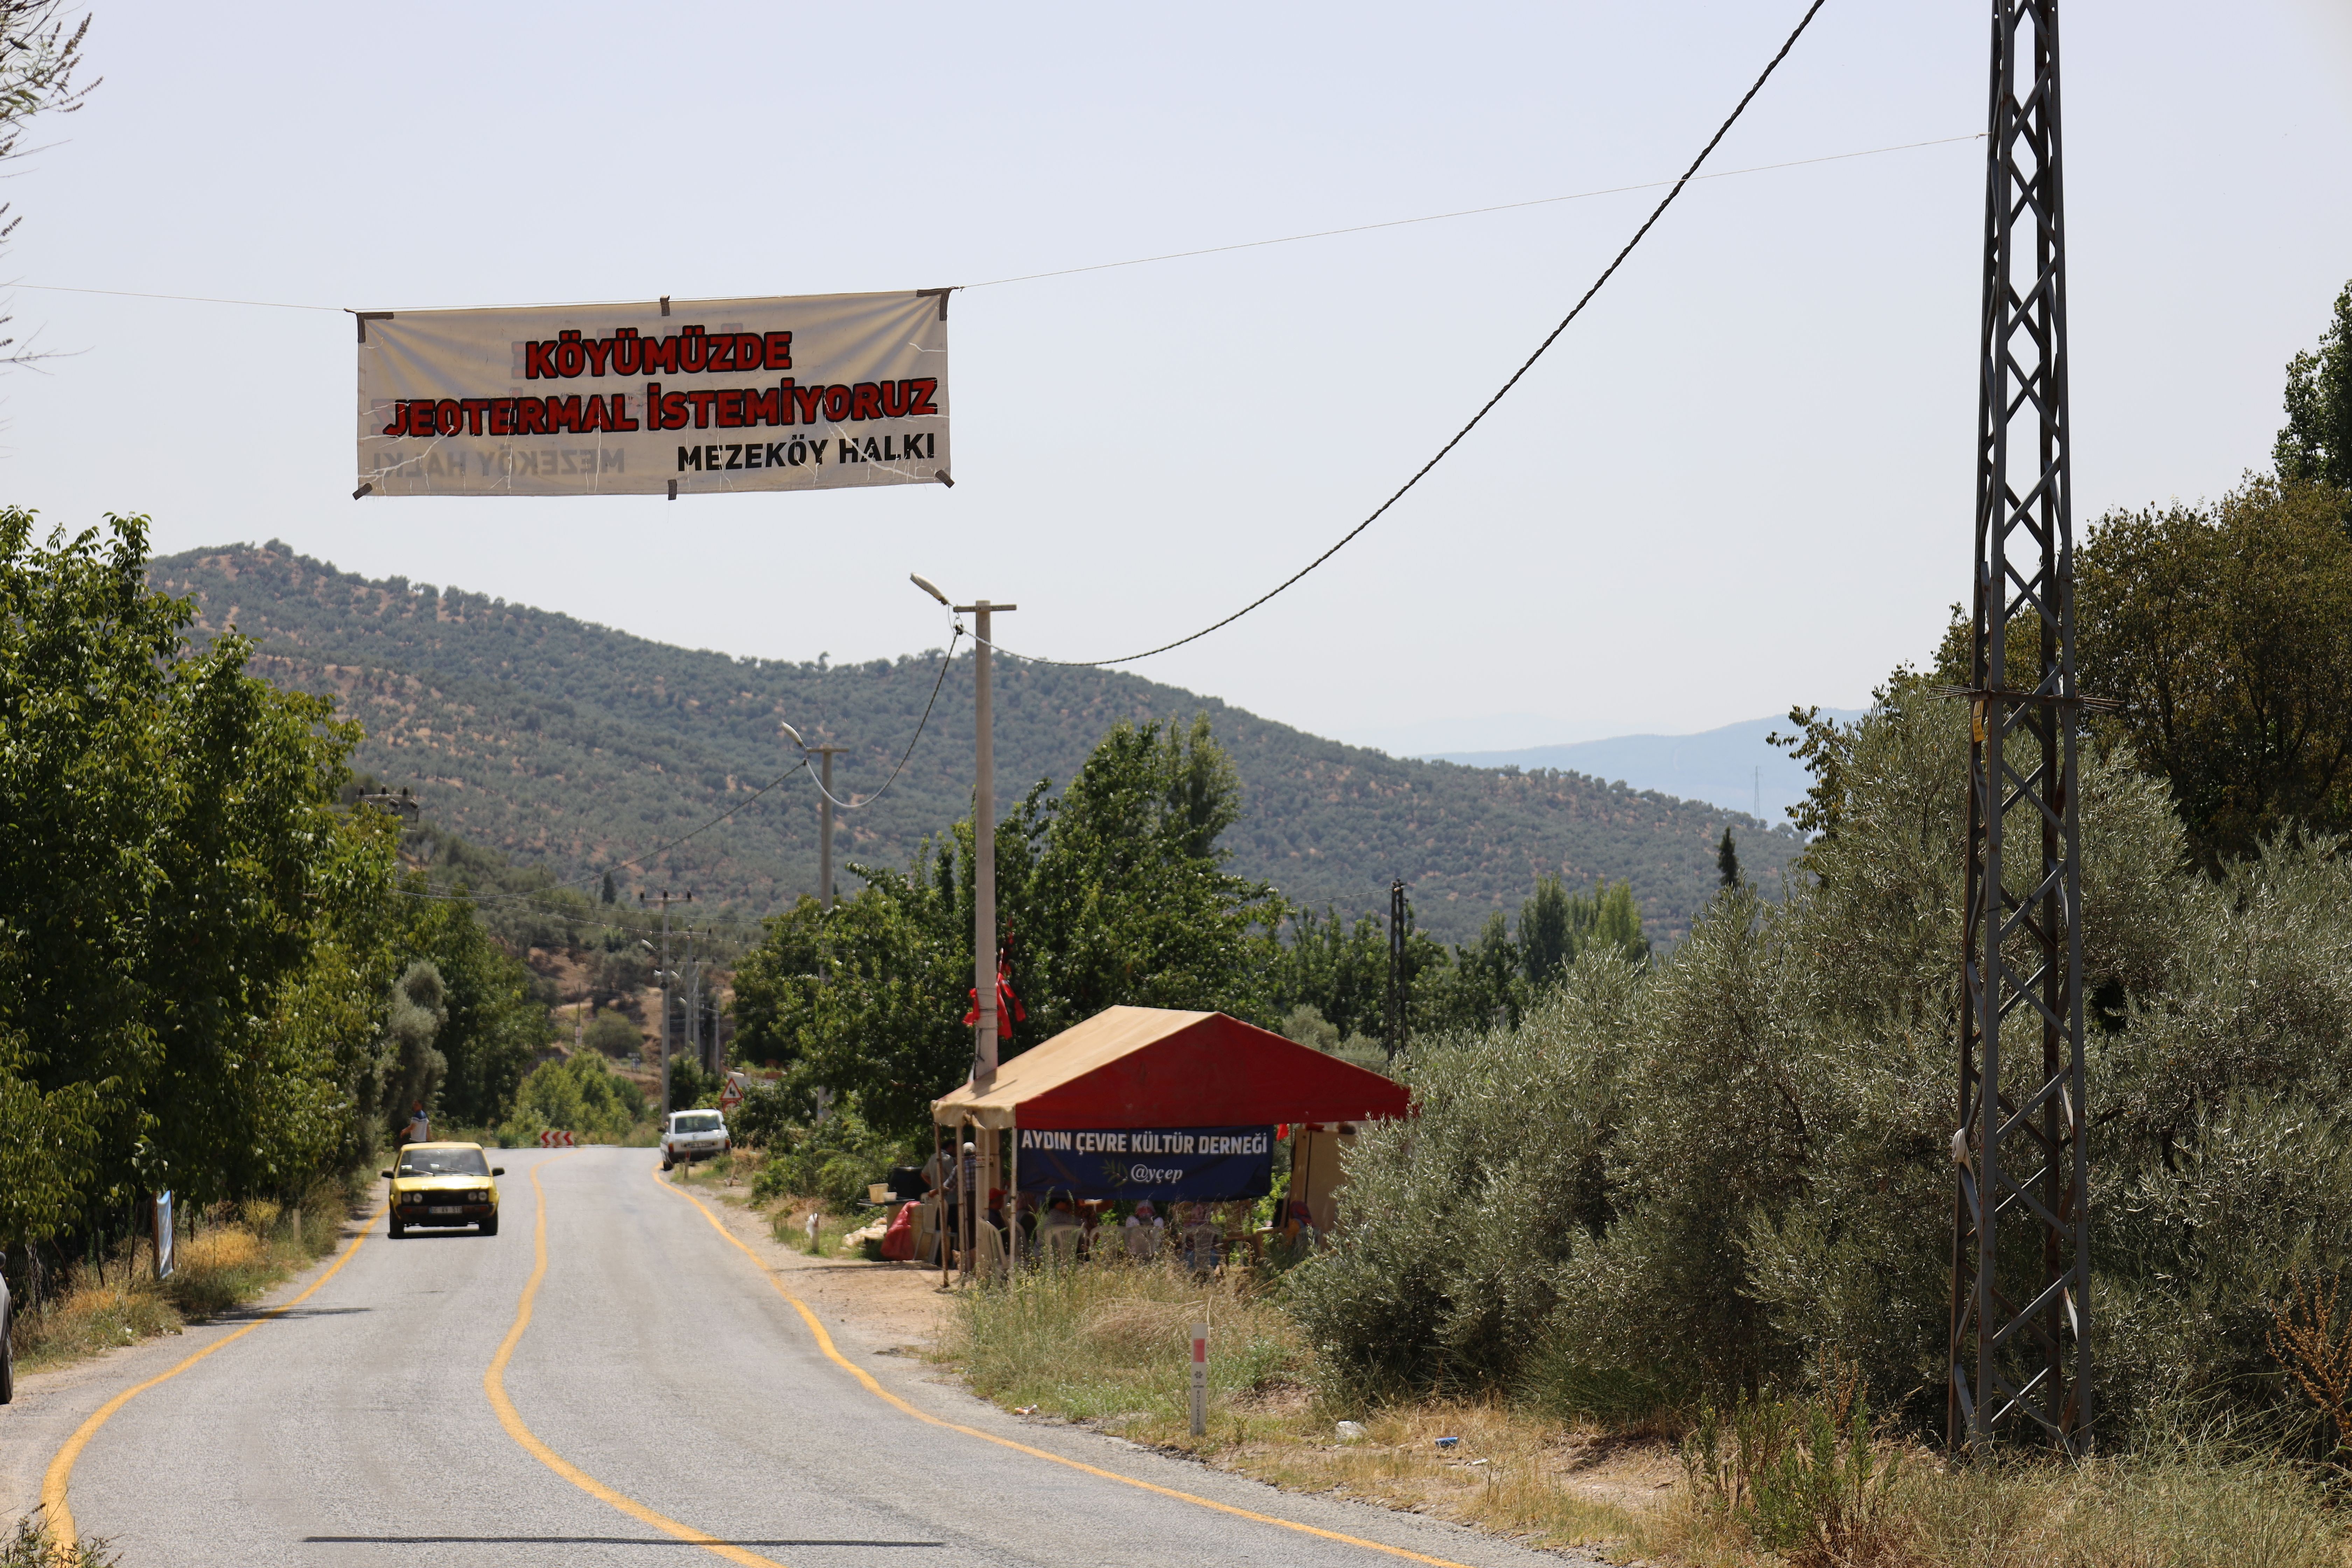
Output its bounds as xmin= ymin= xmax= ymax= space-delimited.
xmin=931 ymin=1006 xmax=1408 ymax=1130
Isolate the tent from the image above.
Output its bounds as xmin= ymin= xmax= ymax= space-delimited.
xmin=931 ymin=1004 xmax=1408 ymax=1131
xmin=927 ymin=1005 xmax=1406 ymax=1237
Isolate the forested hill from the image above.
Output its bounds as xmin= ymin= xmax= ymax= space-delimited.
xmin=153 ymin=543 xmax=1804 ymax=945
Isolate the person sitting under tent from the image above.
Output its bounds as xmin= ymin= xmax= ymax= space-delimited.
xmin=1038 ymin=1191 xmax=1081 ymax=1265
xmin=1123 ymin=1200 xmax=1164 ymax=1261
xmin=1178 ymin=1202 xmax=1222 ymax=1276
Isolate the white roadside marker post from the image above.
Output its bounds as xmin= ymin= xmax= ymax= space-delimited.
xmin=1190 ymin=1323 xmax=1209 ymax=1437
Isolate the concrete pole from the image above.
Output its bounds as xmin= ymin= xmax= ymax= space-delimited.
xmin=641 ymin=889 xmax=692 ymax=1118
xmin=954 ymin=599 xmax=1015 ymax=1092
xmin=660 ymin=899 xmax=671 ymax=1117
xmin=810 ymin=746 xmax=849 ymax=912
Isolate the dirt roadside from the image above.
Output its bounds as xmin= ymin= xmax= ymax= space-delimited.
xmin=672 ymin=1175 xmax=953 ymax=1353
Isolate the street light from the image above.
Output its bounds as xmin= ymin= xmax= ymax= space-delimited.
xmin=909 ymin=572 xmax=948 ymax=606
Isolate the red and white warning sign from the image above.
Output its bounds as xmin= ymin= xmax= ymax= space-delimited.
xmin=537 ymin=1129 xmax=578 ymax=1148
xmin=717 ymin=1072 xmax=748 ymax=1112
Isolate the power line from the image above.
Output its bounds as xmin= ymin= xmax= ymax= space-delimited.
xmin=6 ymin=118 xmax=1954 ymax=321
xmin=962 ymin=0 xmax=1835 ymax=670
xmin=2 ymin=280 xmax=342 ymax=311
xmin=796 ymin=626 xmax=962 ymax=811
xmin=961 ymin=131 xmax=1978 ymax=291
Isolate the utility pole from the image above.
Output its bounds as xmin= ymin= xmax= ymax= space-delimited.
xmin=640 ymin=890 xmax=692 ymax=1118
xmin=953 ymin=598 xmax=1015 ymax=1091
xmin=1949 ymin=0 xmax=2089 ymax=1452
xmin=1386 ymin=879 xmax=1407 ymax=1060
xmin=810 ymin=745 xmax=849 ymax=911
xmin=684 ymin=927 xmax=702 ymax=1074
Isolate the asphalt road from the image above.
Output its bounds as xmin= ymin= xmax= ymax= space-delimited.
xmin=16 ymin=1149 xmax=1588 ymax=1568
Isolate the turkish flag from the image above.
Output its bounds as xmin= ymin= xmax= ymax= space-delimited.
xmin=963 ymin=959 xmax=1027 ymax=1037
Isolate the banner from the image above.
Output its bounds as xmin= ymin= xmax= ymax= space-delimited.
xmin=1014 ymin=1126 xmax=1274 ymax=1203
xmin=355 ymin=290 xmax=950 ymax=498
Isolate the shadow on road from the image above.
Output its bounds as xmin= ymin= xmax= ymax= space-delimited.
xmin=304 ymin=1537 xmax=945 ymax=1548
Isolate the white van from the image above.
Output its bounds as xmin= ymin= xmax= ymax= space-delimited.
xmin=660 ymin=1109 xmax=730 ymax=1170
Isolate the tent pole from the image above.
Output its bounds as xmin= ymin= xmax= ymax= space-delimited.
xmin=934 ymin=1120 xmax=946 ymax=1288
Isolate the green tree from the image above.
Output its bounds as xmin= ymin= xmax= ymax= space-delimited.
xmin=0 ymin=511 xmax=399 ymax=1248
xmin=2077 ymin=475 xmax=2352 ymax=864
xmin=1448 ymin=909 xmax=1522 ymax=1032
xmin=1717 ymin=827 xmax=1741 ymax=888
xmin=1269 ymin=908 xmax=1390 ymax=1041
xmin=2276 ymin=278 xmax=2352 ymax=495
xmin=500 ymin=1050 xmax=647 ymax=1145
xmin=734 ymin=716 xmax=1280 ymax=1136
xmin=1520 ymin=876 xmax=1575 ymax=986
xmin=376 ymin=961 xmax=447 ymax=1133
xmin=401 ymin=887 xmax=552 ymax=1127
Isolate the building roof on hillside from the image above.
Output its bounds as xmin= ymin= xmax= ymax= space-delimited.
xmin=931 ymin=1005 xmax=1409 ymax=1130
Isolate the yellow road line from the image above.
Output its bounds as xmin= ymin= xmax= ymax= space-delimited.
xmin=653 ymin=1166 xmax=1481 ymax=1568
xmin=40 ymin=1206 xmax=386 ymax=1544
xmin=485 ymin=1155 xmax=790 ymax=1568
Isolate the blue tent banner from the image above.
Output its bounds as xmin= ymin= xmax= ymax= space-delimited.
xmin=1015 ymin=1126 xmax=1274 ymax=1203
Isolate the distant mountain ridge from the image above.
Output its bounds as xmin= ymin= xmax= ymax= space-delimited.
xmin=1436 ymin=710 xmax=1868 ymax=824
xmin=153 ymin=543 xmax=1806 ymax=946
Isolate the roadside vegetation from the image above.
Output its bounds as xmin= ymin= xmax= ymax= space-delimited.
xmin=2 ymin=1512 xmax=119 ymax=1568
xmin=926 ymin=278 xmax=2352 ymax=1567
xmin=8 ymin=1184 xmax=355 ymax=1378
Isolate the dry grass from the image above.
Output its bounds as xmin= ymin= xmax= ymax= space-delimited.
xmin=938 ymin=1261 xmax=2352 ymax=1568
xmin=940 ymin=1259 xmax=1646 ymax=1554
xmin=1233 ymin=1398 xmax=1652 ymax=1555
xmin=946 ymin=1253 xmax=1305 ymax=1434
xmin=9 ymin=1184 xmax=355 ymax=1376
xmin=1892 ymin=1452 xmax=2349 ymax=1568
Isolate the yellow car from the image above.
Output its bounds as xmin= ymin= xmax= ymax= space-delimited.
xmin=382 ymin=1141 xmax=504 ymax=1238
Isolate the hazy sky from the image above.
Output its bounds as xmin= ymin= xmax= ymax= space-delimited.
xmin=5 ymin=1 xmax=2348 ymax=752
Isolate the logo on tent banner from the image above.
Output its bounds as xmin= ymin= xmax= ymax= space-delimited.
xmin=1015 ymin=1126 xmax=1275 ymax=1203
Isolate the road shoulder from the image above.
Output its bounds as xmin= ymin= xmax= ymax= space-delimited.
xmin=0 ymin=1210 xmax=378 ymax=1524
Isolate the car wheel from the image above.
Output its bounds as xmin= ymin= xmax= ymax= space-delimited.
xmin=660 ymin=1157 xmax=674 ymax=1171
xmin=478 ymin=1218 xmax=498 ymax=1237
xmin=389 ymin=1215 xmax=405 ymax=1239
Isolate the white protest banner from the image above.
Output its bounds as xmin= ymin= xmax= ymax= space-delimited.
xmin=355 ymin=290 xmax=950 ymax=499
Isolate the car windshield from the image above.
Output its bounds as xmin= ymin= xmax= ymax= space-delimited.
xmin=398 ymin=1147 xmax=490 ymax=1177
xmin=674 ymin=1113 xmax=723 ymax=1134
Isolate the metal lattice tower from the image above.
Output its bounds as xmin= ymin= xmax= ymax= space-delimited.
xmin=1949 ymin=0 xmax=2090 ymax=1450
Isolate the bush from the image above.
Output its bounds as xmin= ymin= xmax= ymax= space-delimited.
xmin=666 ymin=1055 xmax=719 ymax=1111
xmin=498 ymin=1051 xmax=647 ymax=1146
xmin=1284 ymin=953 xmax=1644 ymax=1397
xmin=727 ymin=1080 xmax=797 ymax=1152
xmin=581 ymin=1009 xmax=640 ymax=1058
xmin=2 ymin=1513 xmax=119 ymax=1567
xmin=749 ymin=1113 xmax=911 ymax=1213
xmin=1681 ymin=1380 xmax=1900 ymax=1566
xmin=1294 ymin=675 xmax=2352 ymax=1446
